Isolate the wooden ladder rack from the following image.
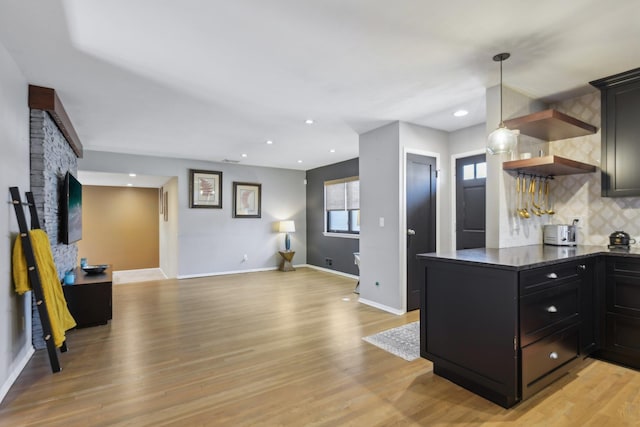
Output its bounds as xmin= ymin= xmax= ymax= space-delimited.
xmin=10 ymin=186 xmax=66 ymax=373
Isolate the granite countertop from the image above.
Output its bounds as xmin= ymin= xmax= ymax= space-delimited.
xmin=417 ymin=244 xmax=640 ymax=270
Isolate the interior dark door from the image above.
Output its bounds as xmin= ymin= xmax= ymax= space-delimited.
xmin=406 ymin=153 xmax=436 ymax=311
xmin=456 ymin=154 xmax=486 ymax=249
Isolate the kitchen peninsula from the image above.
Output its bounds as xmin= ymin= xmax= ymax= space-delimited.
xmin=418 ymin=245 xmax=640 ymax=408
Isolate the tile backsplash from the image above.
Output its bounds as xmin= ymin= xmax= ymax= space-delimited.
xmin=550 ymin=91 xmax=640 ymax=246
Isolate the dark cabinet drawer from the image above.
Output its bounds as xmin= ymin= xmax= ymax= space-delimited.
xmin=607 ymin=259 xmax=640 ymax=276
xmin=520 ymin=281 xmax=580 ymax=346
xmin=606 ymin=257 xmax=640 ymax=319
xmin=606 ymin=272 xmax=640 ymax=317
xmin=520 ymin=261 xmax=588 ymax=295
xmin=522 ymin=326 xmax=579 ymax=397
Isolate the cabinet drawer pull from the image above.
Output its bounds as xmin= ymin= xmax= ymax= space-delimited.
xmin=577 ymin=264 xmax=587 ymax=272
xmin=549 ymin=352 xmax=559 ymax=360
xmin=546 ymin=273 xmax=558 ymax=279
xmin=546 ymin=305 xmax=558 ymax=313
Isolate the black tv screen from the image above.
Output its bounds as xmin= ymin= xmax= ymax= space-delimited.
xmin=62 ymin=171 xmax=82 ymax=244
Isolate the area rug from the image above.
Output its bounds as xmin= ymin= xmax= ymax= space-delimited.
xmin=362 ymin=321 xmax=420 ymax=361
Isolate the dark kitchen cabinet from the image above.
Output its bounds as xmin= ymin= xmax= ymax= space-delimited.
xmin=590 ymin=68 xmax=640 ymax=197
xmin=594 ymin=257 xmax=640 ymax=369
xmin=63 ymin=267 xmax=113 ymax=328
xmin=422 ymin=257 xmax=595 ymax=408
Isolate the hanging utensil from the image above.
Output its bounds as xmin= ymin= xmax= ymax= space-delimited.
xmin=545 ymin=179 xmax=555 ymax=215
xmin=521 ymin=175 xmax=530 ymax=218
xmin=530 ymin=177 xmax=542 ymax=216
xmin=532 ymin=177 xmax=542 ymax=210
xmin=538 ymin=177 xmax=546 ymax=211
xmin=515 ymin=175 xmax=520 ymax=217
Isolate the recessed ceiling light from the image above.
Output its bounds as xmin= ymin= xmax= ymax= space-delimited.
xmin=329 ymin=149 xmax=336 ymax=153
xmin=453 ymin=110 xmax=469 ymax=117
xmin=297 ymin=160 xmax=303 ymax=163
xmin=128 ymin=173 xmax=136 ymax=177
xmin=266 ymin=140 xmax=273 ymax=145
xmin=241 ymin=153 xmax=247 ymax=158
xmin=305 ymin=119 xmax=314 ymax=125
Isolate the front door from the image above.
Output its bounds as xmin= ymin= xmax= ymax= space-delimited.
xmin=456 ymin=154 xmax=486 ymax=250
xmin=406 ymin=153 xmax=436 ymax=311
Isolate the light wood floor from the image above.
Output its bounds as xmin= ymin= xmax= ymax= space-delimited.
xmin=1 ymin=268 xmax=639 ymax=426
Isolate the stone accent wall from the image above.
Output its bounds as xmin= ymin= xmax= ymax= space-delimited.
xmin=29 ymin=109 xmax=78 ymax=348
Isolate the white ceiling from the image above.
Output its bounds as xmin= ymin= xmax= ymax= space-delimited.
xmin=1 ymin=0 xmax=640 ymax=174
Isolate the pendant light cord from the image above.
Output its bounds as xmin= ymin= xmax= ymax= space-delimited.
xmin=499 ymin=58 xmax=503 ymax=126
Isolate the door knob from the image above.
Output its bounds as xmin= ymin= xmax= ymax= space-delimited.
xmin=407 ymin=229 xmax=416 ymax=236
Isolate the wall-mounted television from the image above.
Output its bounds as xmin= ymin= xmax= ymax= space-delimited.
xmin=61 ymin=171 xmax=82 ymax=244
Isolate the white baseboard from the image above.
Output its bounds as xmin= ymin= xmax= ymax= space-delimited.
xmin=358 ymin=297 xmax=405 ymax=315
xmin=178 ymin=266 xmax=278 ymax=279
xmin=112 ymin=268 xmax=168 ymax=285
xmin=0 ymin=346 xmax=34 ymax=404
xmin=177 ymin=264 xmax=359 ymax=280
xmin=303 ymin=264 xmax=359 ymax=280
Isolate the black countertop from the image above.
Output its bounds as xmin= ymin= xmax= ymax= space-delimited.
xmin=417 ymin=244 xmax=640 ymax=270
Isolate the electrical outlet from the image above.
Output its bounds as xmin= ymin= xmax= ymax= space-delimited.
xmin=242 ymin=254 xmax=248 ymax=262
xmin=325 ymin=257 xmax=333 ymax=266
xmin=572 ymin=216 xmax=583 ymax=227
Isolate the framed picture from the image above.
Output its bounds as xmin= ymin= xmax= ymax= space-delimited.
xmin=189 ymin=169 xmax=222 ymax=208
xmin=233 ymin=182 xmax=261 ymax=218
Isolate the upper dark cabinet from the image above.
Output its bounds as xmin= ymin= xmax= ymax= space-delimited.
xmin=591 ymin=68 xmax=640 ymax=197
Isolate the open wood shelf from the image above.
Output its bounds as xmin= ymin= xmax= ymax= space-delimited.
xmin=504 ymin=109 xmax=597 ymax=141
xmin=502 ymin=155 xmax=597 ymax=177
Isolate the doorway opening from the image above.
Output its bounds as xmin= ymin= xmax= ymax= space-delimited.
xmin=455 ymin=153 xmax=486 ymax=250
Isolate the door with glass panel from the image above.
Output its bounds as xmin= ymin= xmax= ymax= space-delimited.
xmin=456 ymin=154 xmax=486 ymax=250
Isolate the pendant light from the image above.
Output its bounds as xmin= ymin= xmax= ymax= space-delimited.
xmin=487 ymin=52 xmax=518 ymax=155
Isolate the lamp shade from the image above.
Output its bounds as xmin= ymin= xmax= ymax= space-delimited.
xmin=487 ymin=124 xmax=518 ymax=155
xmin=278 ymin=220 xmax=295 ymax=233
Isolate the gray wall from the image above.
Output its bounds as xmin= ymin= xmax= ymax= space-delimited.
xmin=0 ymin=42 xmax=32 ymax=403
xmin=306 ymin=158 xmax=359 ymax=275
xmin=449 ymin=123 xmax=486 ymax=156
xmin=359 ymin=121 xmax=450 ymax=314
xmin=79 ymin=151 xmax=307 ymax=277
xmin=359 ymin=122 xmax=403 ymax=312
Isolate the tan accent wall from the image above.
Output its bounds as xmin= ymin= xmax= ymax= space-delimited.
xmin=77 ymin=186 xmax=159 ymax=271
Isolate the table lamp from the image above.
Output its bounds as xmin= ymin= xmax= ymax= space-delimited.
xmin=278 ymin=220 xmax=295 ymax=251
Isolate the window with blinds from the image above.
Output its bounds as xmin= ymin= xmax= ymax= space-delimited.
xmin=324 ymin=176 xmax=360 ymax=234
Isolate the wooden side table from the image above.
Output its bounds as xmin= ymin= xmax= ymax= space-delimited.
xmin=63 ymin=266 xmax=113 ymax=328
xmin=278 ymin=251 xmax=296 ymax=272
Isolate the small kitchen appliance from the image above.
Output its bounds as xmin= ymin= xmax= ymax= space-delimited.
xmin=608 ymin=230 xmax=636 ymax=250
xmin=543 ymin=224 xmax=577 ymax=246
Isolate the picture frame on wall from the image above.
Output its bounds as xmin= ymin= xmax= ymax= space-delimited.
xmin=189 ymin=169 xmax=222 ymax=208
xmin=232 ymin=182 xmax=261 ymax=218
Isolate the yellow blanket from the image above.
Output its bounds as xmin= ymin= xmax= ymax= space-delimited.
xmin=12 ymin=229 xmax=76 ymax=347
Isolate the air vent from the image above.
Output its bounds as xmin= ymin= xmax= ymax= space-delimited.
xmin=223 ymin=159 xmax=240 ymax=164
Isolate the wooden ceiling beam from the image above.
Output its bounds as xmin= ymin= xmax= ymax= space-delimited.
xmin=28 ymin=85 xmax=83 ymax=158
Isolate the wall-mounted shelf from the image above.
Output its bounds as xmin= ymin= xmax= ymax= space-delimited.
xmin=503 ymin=155 xmax=596 ymax=177
xmin=504 ymin=109 xmax=597 ymax=141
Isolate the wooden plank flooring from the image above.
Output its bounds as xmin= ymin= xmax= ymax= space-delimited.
xmin=1 ymin=268 xmax=639 ymax=426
